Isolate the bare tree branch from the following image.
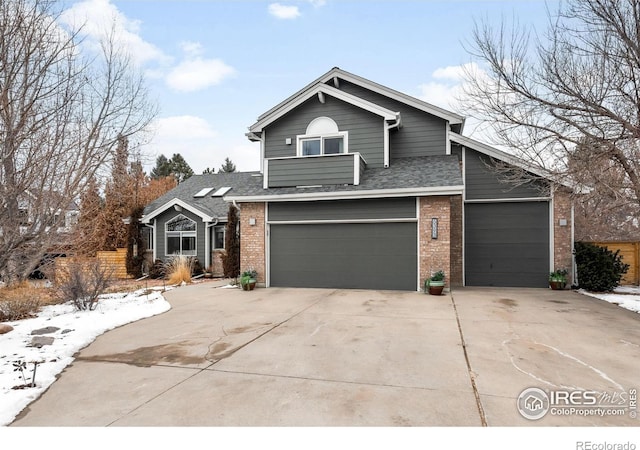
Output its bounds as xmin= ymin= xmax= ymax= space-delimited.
xmin=0 ymin=0 xmax=157 ymax=282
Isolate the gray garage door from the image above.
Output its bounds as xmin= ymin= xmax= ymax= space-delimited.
xmin=270 ymin=222 xmax=417 ymax=290
xmin=465 ymin=202 xmax=549 ymax=287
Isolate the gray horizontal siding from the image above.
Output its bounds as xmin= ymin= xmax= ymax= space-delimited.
xmin=337 ymin=80 xmax=447 ymax=158
xmin=268 ymin=197 xmax=417 ymax=221
xmin=264 ymin=95 xmax=385 ymax=167
xmin=267 ymin=154 xmax=355 ymax=187
xmin=155 ymin=208 xmax=206 ymax=264
xmin=465 ymin=149 xmax=549 ymax=200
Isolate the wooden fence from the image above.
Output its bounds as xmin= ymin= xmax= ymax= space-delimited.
xmin=588 ymin=242 xmax=640 ymax=285
xmin=54 ymin=248 xmax=130 ymax=281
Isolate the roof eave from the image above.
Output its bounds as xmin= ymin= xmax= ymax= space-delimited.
xmin=225 ymin=185 xmax=464 ymax=203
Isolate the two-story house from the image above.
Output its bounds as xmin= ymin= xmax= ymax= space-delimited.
xmin=142 ymin=67 xmax=574 ymax=290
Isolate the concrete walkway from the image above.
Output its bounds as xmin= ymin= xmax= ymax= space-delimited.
xmin=10 ymin=283 xmax=640 ymax=426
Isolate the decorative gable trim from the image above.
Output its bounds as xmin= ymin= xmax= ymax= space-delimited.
xmin=249 ymin=83 xmax=400 ymax=135
xmin=253 ymin=67 xmax=464 ymax=130
xmin=141 ymin=198 xmax=215 ymax=224
xmin=319 ymin=68 xmax=465 ymax=126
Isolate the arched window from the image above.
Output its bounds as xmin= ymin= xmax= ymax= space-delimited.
xmin=166 ymin=214 xmax=197 ymax=256
xmin=297 ymin=116 xmax=348 ymax=156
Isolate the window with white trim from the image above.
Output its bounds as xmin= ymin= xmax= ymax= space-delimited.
xmin=166 ymin=214 xmax=196 ymax=256
xmin=297 ymin=116 xmax=348 ymax=156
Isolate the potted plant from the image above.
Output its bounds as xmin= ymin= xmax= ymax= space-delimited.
xmin=425 ymin=270 xmax=446 ymax=295
xmin=549 ymin=269 xmax=568 ymax=290
xmin=240 ymin=269 xmax=257 ymax=291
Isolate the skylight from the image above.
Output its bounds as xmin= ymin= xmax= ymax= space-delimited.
xmin=212 ymin=187 xmax=231 ymax=197
xmin=193 ymin=187 xmax=214 ymax=198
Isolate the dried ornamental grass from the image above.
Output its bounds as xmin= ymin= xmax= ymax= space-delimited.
xmin=166 ymin=256 xmax=194 ymax=285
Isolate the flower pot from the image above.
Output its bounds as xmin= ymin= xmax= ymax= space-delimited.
xmin=242 ymin=278 xmax=257 ymax=291
xmin=549 ymin=281 xmax=565 ymax=290
xmin=426 ymin=280 xmax=445 ymax=295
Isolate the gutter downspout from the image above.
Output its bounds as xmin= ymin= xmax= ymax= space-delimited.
xmin=384 ymin=113 xmax=402 ymax=168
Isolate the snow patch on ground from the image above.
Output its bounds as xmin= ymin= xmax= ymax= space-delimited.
xmin=579 ymin=285 xmax=640 ymax=313
xmin=0 ymin=287 xmax=172 ymax=426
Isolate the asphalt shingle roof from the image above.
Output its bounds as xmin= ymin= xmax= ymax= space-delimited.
xmin=143 ymin=155 xmax=462 ymax=218
xmin=143 ymin=171 xmax=260 ymax=219
xmin=226 ymin=155 xmax=463 ymax=198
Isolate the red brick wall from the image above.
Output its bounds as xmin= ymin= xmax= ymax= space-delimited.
xmin=209 ymin=250 xmax=225 ymax=277
xmin=419 ymin=196 xmax=451 ymax=290
xmin=239 ymin=202 xmax=266 ymax=284
xmin=553 ymin=188 xmax=574 ymax=284
xmin=449 ymin=195 xmax=463 ymax=286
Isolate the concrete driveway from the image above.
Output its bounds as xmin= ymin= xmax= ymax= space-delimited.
xmin=10 ymin=283 xmax=640 ymax=426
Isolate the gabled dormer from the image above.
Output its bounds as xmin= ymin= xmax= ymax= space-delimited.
xmin=247 ymin=67 xmax=464 ymax=190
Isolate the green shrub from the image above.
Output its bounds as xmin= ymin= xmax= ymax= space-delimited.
xmin=574 ymin=242 xmax=629 ymax=292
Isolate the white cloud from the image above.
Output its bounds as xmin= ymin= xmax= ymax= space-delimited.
xmin=268 ymin=3 xmax=301 ymax=19
xmin=418 ymin=63 xmax=496 ymax=140
xmin=144 ymin=116 xmax=260 ymax=174
xmin=308 ymin=0 xmax=327 ymax=7
xmin=166 ymin=56 xmax=235 ymax=92
xmin=60 ymin=0 xmax=169 ymax=66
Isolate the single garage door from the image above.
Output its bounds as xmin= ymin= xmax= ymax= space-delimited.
xmin=270 ymin=222 xmax=417 ymax=290
xmin=465 ymin=201 xmax=549 ymax=287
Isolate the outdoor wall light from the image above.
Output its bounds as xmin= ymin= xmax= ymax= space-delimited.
xmin=249 ymin=218 xmax=256 ymax=226
xmin=559 ymin=218 xmax=568 ymax=227
xmin=431 ymin=218 xmax=438 ymax=239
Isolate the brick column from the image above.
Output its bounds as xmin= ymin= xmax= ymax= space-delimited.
xmin=419 ymin=196 xmax=451 ymax=290
xmin=553 ymin=188 xmax=573 ymax=285
xmin=239 ymin=202 xmax=266 ymax=285
xmin=449 ymin=195 xmax=463 ymax=286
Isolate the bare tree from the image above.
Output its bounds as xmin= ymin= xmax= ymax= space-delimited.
xmin=0 ymin=0 xmax=157 ymax=282
xmin=460 ymin=0 xmax=640 ymax=213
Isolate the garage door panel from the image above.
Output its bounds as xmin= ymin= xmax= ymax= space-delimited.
xmin=270 ymin=223 xmax=417 ymax=290
xmin=465 ymin=202 xmax=549 ymax=288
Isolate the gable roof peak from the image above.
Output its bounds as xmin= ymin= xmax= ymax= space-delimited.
xmin=252 ymin=67 xmax=464 ymax=133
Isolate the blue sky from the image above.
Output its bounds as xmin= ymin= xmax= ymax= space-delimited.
xmin=62 ymin=0 xmax=556 ymax=174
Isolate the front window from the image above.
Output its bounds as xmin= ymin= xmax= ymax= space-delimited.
xmin=166 ymin=214 xmax=196 ymax=256
xmin=213 ymin=225 xmax=225 ymax=249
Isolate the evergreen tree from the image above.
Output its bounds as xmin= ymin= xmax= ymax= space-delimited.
xmin=202 ymin=167 xmax=215 ymax=174
xmin=219 ymin=157 xmax=236 ymax=173
xmin=221 ymin=204 xmax=240 ymax=280
xmin=169 ymin=153 xmax=194 ymax=183
xmin=151 ymin=153 xmax=194 ymax=183
xmin=125 ymin=205 xmax=145 ymax=278
xmin=76 ymin=175 xmax=104 ymax=256
xmin=102 ymin=135 xmax=131 ymax=250
xmin=150 ymin=154 xmax=172 ymax=179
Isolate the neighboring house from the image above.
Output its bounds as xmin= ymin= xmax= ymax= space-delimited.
xmin=17 ymin=190 xmax=80 ymax=236
xmin=141 ymin=172 xmax=258 ymax=276
xmin=143 ymin=67 xmax=575 ymax=290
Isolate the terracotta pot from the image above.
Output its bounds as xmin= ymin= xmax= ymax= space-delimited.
xmin=428 ymin=285 xmax=445 ymax=295
xmin=549 ymin=281 xmax=565 ymax=290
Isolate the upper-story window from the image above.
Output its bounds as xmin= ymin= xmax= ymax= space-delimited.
xmin=297 ymin=117 xmax=348 ymax=157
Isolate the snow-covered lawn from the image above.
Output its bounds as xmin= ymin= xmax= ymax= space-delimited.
xmin=0 ymin=287 xmax=171 ymax=426
xmin=579 ymin=285 xmax=640 ymax=313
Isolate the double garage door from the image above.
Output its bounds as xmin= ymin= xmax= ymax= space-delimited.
xmin=465 ymin=201 xmax=550 ymax=288
xmin=268 ymin=199 xmax=417 ymax=291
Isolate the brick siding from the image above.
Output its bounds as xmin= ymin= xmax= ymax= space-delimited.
xmin=239 ymin=202 xmax=266 ymax=284
xmin=553 ymin=188 xmax=574 ymax=284
xmin=419 ymin=196 xmax=451 ymax=290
